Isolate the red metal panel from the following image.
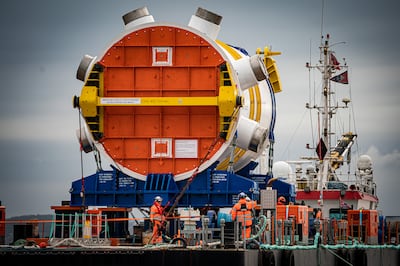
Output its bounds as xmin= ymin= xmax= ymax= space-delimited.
xmin=124 ymin=47 xmax=150 ymax=66
xmin=105 ymin=114 xmax=134 ymax=137
xmin=134 ymin=67 xmax=161 ymax=90
xmin=175 ymin=46 xmax=201 ymax=66
xmin=123 ymin=139 xmax=150 ymax=159
xmin=97 ymin=25 xmax=224 ymax=177
xmin=148 ymin=158 xmax=174 ymax=174
xmin=190 ymin=67 xmax=218 ymax=91
xmin=149 ymin=27 xmax=175 ymax=46
xmin=175 ymin=29 xmax=202 ymax=46
xmin=124 ymin=30 xmax=150 ymax=46
xmin=162 ymin=114 xmax=190 ymax=137
xmin=134 ymin=114 xmax=161 ymax=136
xmin=104 ymin=67 xmax=134 ymax=93
xmin=190 ymin=113 xmax=217 ymax=137
xmin=163 ymin=67 xmax=190 ymax=90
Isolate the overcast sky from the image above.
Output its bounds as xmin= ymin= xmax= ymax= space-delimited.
xmin=0 ymin=0 xmax=399 ymax=218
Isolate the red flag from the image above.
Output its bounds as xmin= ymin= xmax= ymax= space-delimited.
xmin=330 ymin=53 xmax=341 ymax=70
xmin=330 ymin=71 xmax=348 ymax=84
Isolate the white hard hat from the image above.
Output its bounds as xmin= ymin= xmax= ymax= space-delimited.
xmin=154 ymin=196 xmax=163 ymax=202
xmin=238 ymin=192 xmax=247 ymax=199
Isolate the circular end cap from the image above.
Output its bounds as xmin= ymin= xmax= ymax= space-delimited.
xmin=195 ymin=7 xmax=222 ymax=25
xmin=122 ymin=6 xmax=150 ymax=25
xmin=250 ymin=55 xmax=267 ymax=81
xmin=248 ymin=126 xmax=268 ymax=152
xmin=76 ymin=54 xmax=96 ymax=82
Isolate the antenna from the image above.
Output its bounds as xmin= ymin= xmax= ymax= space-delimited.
xmin=320 ymin=0 xmax=325 ymax=46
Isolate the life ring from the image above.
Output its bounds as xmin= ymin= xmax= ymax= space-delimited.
xmin=170 ymin=237 xmax=187 ymax=248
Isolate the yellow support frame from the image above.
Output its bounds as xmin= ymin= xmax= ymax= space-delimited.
xmin=256 ymin=46 xmax=282 ymax=93
xmin=78 ymin=54 xmax=240 ymax=141
xmin=79 ymin=87 xmax=238 ymax=117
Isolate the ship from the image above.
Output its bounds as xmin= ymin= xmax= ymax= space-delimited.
xmin=1 ymin=6 xmax=399 ymax=266
xmin=271 ymin=33 xmax=381 ymax=237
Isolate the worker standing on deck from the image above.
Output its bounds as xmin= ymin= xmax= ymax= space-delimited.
xmin=246 ymin=196 xmax=257 ymax=217
xmin=315 ymin=208 xmax=322 ymax=220
xmin=150 ymin=196 xmax=165 ymax=244
xmin=231 ymin=192 xmax=253 ymax=240
xmin=246 ymin=196 xmax=258 ymax=234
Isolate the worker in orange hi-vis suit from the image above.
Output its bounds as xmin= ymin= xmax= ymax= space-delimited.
xmin=231 ymin=192 xmax=253 ymax=240
xmin=150 ymin=196 xmax=165 ymax=244
xmin=246 ymin=196 xmax=258 ymax=225
xmin=315 ymin=208 xmax=322 ymax=220
xmin=246 ymin=196 xmax=257 ymax=209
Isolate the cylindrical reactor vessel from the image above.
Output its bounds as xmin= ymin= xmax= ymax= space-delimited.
xmin=74 ymin=7 xmax=281 ymax=182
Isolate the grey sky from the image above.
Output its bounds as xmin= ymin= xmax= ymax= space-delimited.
xmin=0 ymin=0 xmax=399 ymax=217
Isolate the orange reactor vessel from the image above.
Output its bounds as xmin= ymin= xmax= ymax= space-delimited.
xmin=73 ymin=6 xmax=282 ymax=182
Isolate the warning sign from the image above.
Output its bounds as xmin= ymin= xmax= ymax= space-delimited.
xmin=175 ymin=139 xmax=198 ymax=158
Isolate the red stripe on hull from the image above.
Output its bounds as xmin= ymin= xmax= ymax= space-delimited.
xmin=296 ymin=190 xmax=378 ymax=202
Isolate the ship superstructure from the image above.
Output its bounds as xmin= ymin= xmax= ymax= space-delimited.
xmin=273 ymin=34 xmax=378 ymax=220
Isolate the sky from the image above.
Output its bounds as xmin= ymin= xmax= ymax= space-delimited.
xmin=0 ymin=0 xmax=399 ymax=218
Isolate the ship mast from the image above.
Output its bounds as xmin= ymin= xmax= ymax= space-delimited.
xmin=306 ymin=34 xmax=347 ymax=206
xmin=297 ymin=19 xmax=377 ymax=213
xmin=319 ymin=34 xmax=332 ymax=206
xmin=322 ymin=35 xmax=331 ymax=167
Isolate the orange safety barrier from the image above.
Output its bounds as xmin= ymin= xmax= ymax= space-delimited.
xmin=347 ymin=209 xmax=378 ymax=245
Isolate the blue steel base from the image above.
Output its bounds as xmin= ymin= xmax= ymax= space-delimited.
xmin=69 ymin=164 xmax=257 ymax=208
xmin=69 ymin=162 xmax=295 ymax=208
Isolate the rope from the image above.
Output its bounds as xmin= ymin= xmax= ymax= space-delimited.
xmin=165 ymin=136 xmax=222 ymax=218
xmin=145 ymin=137 xmax=222 ymax=245
xmin=249 ymin=215 xmax=268 ymax=241
xmin=322 ymin=247 xmax=353 ymax=266
xmin=94 ymin=148 xmax=103 ymax=171
xmin=77 ymin=108 xmax=85 ymax=206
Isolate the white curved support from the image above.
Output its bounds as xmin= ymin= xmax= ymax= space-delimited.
xmin=188 ymin=7 xmax=222 ymax=40
xmin=231 ymin=55 xmax=268 ymax=91
xmin=76 ymin=126 xmax=95 ymax=153
xmin=236 ymin=116 xmax=268 ymax=152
